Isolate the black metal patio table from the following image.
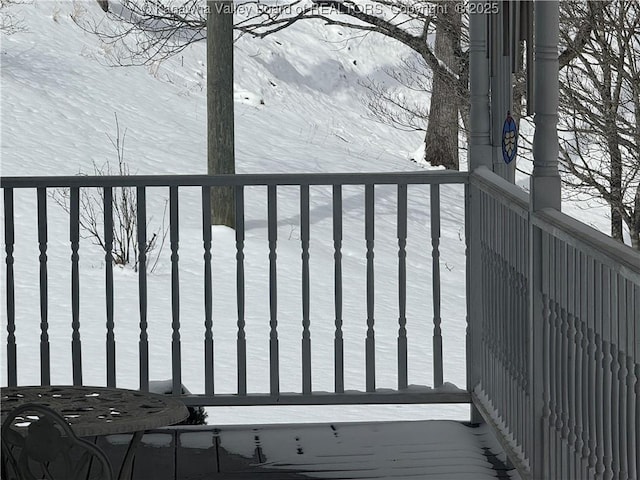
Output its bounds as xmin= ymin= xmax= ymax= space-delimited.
xmin=1 ymin=385 xmax=189 ymax=480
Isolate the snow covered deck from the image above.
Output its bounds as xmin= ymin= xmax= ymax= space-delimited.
xmin=99 ymin=420 xmax=516 ymax=479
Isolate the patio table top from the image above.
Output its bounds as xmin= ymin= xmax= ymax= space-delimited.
xmin=0 ymin=385 xmax=189 ymax=437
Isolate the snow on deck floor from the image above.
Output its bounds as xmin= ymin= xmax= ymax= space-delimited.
xmin=100 ymin=420 xmax=519 ymax=479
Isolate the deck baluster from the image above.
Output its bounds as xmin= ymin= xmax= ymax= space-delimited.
xmin=203 ymin=186 xmax=214 ymax=396
xmin=510 ymin=210 xmax=519 ymax=450
xmin=301 ymin=185 xmax=311 ymax=394
xmin=566 ymin=245 xmax=577 ymax=477
xmin=594 ymin=262 xmax=605 ymax=478
xmin=137 ymin=186 xmax=149 ymax=392
xmin=481 ymin=192 xmax=489 ymax=400
xmin=235 ymin=185 xmax=247 ymax=395
xmin=552 ymin=238 xmax=562 ymax=476
xmin=504 ymin=207 xmax=511 ymax=431
xmin=268 ymin=185 xmax=280 ymax=395
xmin=559 ymin=241 xmax=569 ymax=480
xmin=484 ymin=195 xmax=491 ymax=396
xmin=70 ymin=187 xmax=82 ymax=385
xmin=633 ymin=364 xmax=640 ymax=478
xmin=603 ymin=266 xmax=615 ymax=480
xmin=397 ymin=184 xmax=408 ymax=390
xmin=548 ymin=237 xmax=558 ymax=476
xmin=365 ymin=184 xmax=375 ymax=392
xmin=490 ymin=196 xmax=497 ymax=401
xmin=484 ymin=193 xmax=491 ymax=397
xmin=37 ymin=188 xmax=50 ymax=386
xmin=465 ymin=183 xmax=473 ymax=412
xmin=332 ymin=185 xmax=344 ymax=394
xmin=521 ymin=214 xmax=529 ymax=458
xmin=628 ymin=356 xmax=637 ymax=480
xmin=104 ymin=187 xmax=116 ymax=387
xmin=541 ymin=230 xmax=552 ymax=480
xmin=508 ymin=209 xmax=517 ymax=446
xmin=430 ymin=185 xmax=442 ymax=388
xmin=618 ymin=348 xmax=628 ymax=480
xmin=587 ymin=257 xmax=598 ymax=474
xmin=170 ymin=186 xmax=182 ymax=395
xmin=576 ymin=253 xmax=584 ymax=476
xmin=503 ymin=205 xmax=510 ymax=417
xmin=4 ymin=188 xmax=16 ymax=387
xmin=626 ymin=281 xmax=637 ymax=480
xmin=610 ymin=274 xmax=621 ymax=480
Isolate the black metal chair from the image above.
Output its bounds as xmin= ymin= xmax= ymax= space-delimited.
xmin=1 ymin=403 xmax=113 ymax=480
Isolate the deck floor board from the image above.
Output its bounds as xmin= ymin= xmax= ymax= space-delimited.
xmin=104 ymin=420 xmax=517 ymax=479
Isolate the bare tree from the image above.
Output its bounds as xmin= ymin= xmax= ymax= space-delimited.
xmin=1 ymin=0 xmax=27 ymax=35
xmin=237 ymin=0 xmax=468 ymax=170
xmin=423 ymin=1 xmax=462 ymax=169
xmin=558 ymin=0 xmax=639 ymax=249
xmin=360 ymin=55 xmax=432 ymax=134
xmin=75 ymin=0 xmax=469 ymax=170
xmin=52 ymin=115 xmax=169 ymax=270
xmin=75 ymin=0 xmax=637 ymax=245
xmin=74 ymin=0 xmax=206 ymax=65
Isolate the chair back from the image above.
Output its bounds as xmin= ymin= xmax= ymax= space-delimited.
xmin=1 ymin=403 xmax=113 ymax=480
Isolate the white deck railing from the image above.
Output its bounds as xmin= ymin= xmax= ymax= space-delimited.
xmin=2 ymin=169 xmax=638 ymax=480
xmin=467 ymin=168 xmax=532 ymax=470
xmin=469 ymin=167 xmax=639 ymax=480
xmin=1 ymin=172 xmax=469 ymax=406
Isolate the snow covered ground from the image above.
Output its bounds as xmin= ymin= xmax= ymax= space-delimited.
xmin=0 ymin=0 xmax=614 ymax=426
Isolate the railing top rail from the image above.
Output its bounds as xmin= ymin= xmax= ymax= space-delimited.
xmin=0 ymin=171 xmax=469 ymax=189
xmin=533 ymin=207 xmax=640 ymax=282
xmin=469 ymin=167 xmax=529 ymax=214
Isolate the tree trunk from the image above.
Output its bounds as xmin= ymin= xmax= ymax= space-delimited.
xmin=607 ymin=138 xmax=623 ymax=242
xmin=207 ymin=0 xmax=235 ymax=228
xmin=424 ymin=3 xmax=460 ymax=170
xmin=631 ymin=185 xmax=639 ymax=250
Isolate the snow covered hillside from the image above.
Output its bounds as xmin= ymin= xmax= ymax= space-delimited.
xmin=0 ymin=0 xmax=613 ymax=425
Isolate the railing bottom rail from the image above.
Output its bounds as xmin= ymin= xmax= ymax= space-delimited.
xmin=177 ymin=390 xmax=471 ymax=407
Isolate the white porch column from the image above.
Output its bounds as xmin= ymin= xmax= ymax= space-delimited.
xmin=467 ymin=5 xmax=491 ymax=426
xmin=490 ymin=3 xmax=515 ymax=182
xmin=530 ymin=0 xmax=561 ymax=211
xmin=530 ymin=4 xmax=560 ymax=480
xmin=469 ymin=8 xmax=492 ymax=171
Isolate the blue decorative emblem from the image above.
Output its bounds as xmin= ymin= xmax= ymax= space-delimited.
xmin=501 ymin=111 xmax=517 ymax=164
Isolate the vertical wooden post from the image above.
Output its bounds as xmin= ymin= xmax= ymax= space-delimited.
xmin=170 ymin=186 xmax=182 ymax=395
xmin=37 ymin=188 xmax=50 ymax=386
xmin=104 ymin=187 xmax=116 ymax=387
xmin=4 ymin=189 xmax=16 ymax=387
xmin=235 ymin=185 xmax=247 ymax=395
xmin=300 ymin=185 xmax=311 ymax=394
xmin=365 ymin=184 xmax=375 ymax=393
xmin=137 ymin=187 xmax=149 ymax=392
xmin=431 ymin=185 xmax=443 ymax=388
xmin=332 ymin=185 xmax=344 ymax=394
xmin=70 ymin=187 xmax=82 ymax=386
xmin=397 ymin=184 xmax=408 ymax=391
xmin=468 ymin=2 xmax=491 ymax=424
xmin=202 ymin=186 xmax=214 ymax=396
xmin=268 ymin=185 xmax=279 ymax=396
xmin=466 ymin=181 xmax=483 ymax=424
